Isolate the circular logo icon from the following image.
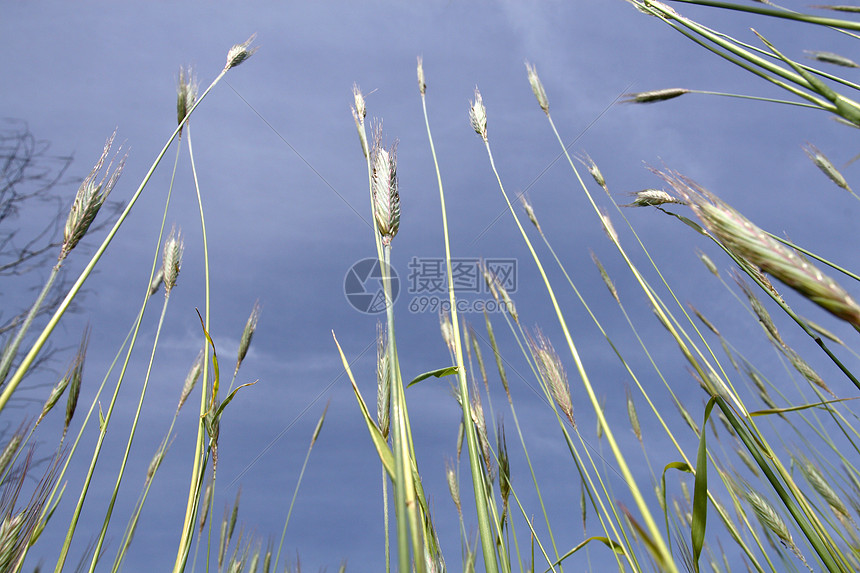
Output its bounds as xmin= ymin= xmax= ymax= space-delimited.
xmin=344 ymin=258 xmax=400 ymax=314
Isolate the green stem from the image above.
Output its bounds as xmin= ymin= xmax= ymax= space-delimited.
xmin=421 ymin=92 xmax=499 ymax=573
xmin=382 ymin=244 xmax=425 ymax=573
xmin=272 ymin=409 xmax=326 ymax=572
xmin=173 ymin=116 xmax=215 ymax=572
xmin=0 ymin=259 xmax=62 ymax=385
xmin=667 ymin=0 xmax=860 ymax=30
xmin=642 ymin=3 xmax=838 ymax=113
xmin=690 ymin=90 xmax=822 ymax=109
xmin=382 ymin=469 xmax=390 ymax=573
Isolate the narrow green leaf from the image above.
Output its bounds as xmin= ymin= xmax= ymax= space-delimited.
xmin=406 ymin=366 xmax=459 ymax=388
xmin=333 ymin=331 xmax=395 ymax=478
xmin=661 ymin=461 xmax=693 ymax=553
xmin=754 ymin=29 xmax=837 ymax=99
xmin=754 ymin=28 xmax=860 ymax=124
xmin=544 ymin=536 xmax=625 ymax=571
xmin=750 ymin=396 xmax=856 ymax=416
xmin=213 ymin=380 xmax=257 ymax=420
xmin=691 ymin=398 xmax=717 ymax=572
xmin=659 ymin=209 xmax=710 ymax=236
xmin=197 ymin=308 xmax=221 ymax=408
xmin=620 ymin=504 xmax=668 ymax=570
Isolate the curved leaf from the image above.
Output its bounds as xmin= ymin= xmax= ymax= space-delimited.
xmin=750 ymin=397 xmax=856 ymax=416
xmin=544 ymin=536 xmax=625 ymax=572
xmin=406 ymin=366 xmax=459 ymax=388
xmin=692 ymin=397 xmax=717 ymax=572
xmin=333 ymin=331 xmax=395 ymax=479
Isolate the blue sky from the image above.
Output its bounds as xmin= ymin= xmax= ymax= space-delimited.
xmin=5 ymin=1 xmax=860 ymax=571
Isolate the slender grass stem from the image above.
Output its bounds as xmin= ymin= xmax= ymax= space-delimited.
xmin=382 ymin=469 xmax=390 ymax=573
xmin=381 ymin=244 xmax=425 ymax=573
xmin=0 ymin=261 xmax=62 ymax=386
xmin=51 ymin=152 xmax=180 ymax=571
xmin=272 ymin=406 xmax=327 ymax=572
xmin=173 ymin=66 xmax=230 ymax=571
xmin=766 ymin=233 xmax=860 ymax=284
xmin=421 ymin=86 xmax=500 ymax=573
xmin=639 ymin=3 xmax=841 ymax=114
xmin=116 ymin=175 xmax=195 ymax=573
xmin=667 ymin=0 xmax=860 ymax=30
xmin=717 ymin=397 xmax=847 ymax=571
xmin=688 ymin=90 xmax=826 ymax=109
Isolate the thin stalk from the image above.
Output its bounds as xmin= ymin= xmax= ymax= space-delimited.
xmin=485 ymin=313 xmax=562 ymax=566
xmin=522 ymin=331 xmax=634 ymax=570
xmin=533 ymin=86 xmax=766 ymax=566
xmin=767 ymin=233 xmax=860 ymax=284
xmin=173 ymin=116 xmax=215 ymax=572
xmin=689 ymin=90 xmax=824 ymax=109
xmin=0 ymin=260 xmax=62 ymax=385
xmin=190 ymin=473 xmax=214 ymax=573
xmin=490 ymin=297 xmax=634 ymax=570
xmin=421 ymin=88 xmax=499 ymax=573
xmin=600 ymin=277 xmax=764 ymax=569
xmin=272 ymin=406 xmax=327 ymax=572
xmin=382 ymin=244 xmax=424 ymax=573
xmin=639 ymin=3 xmax=839 ymax=113
xmin=358 ymin=91 xmax=389 ymax=571
xmin=667 ymin=0 xmax=860 ymax=30
xmin=670 ymin=6 xmax=860 ymax=90
xmin=382 ymin=469 xmax=390 ymax=573
xmin=52 ymin=142 xmax=182 ymax=571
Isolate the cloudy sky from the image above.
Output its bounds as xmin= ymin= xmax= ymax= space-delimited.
xmin=5 ymin=1 xmax=860 ymax=571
